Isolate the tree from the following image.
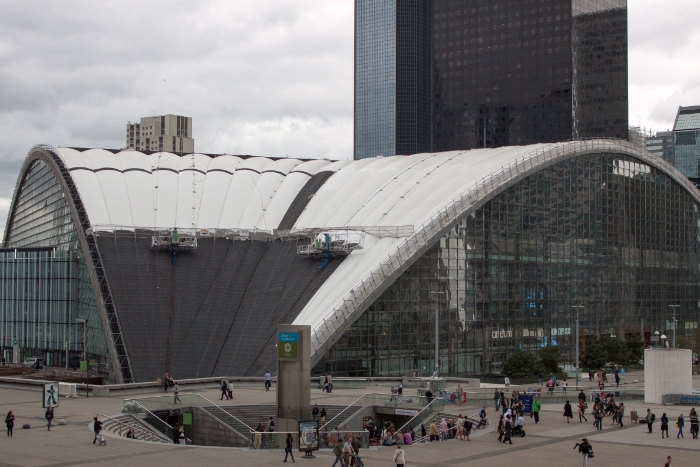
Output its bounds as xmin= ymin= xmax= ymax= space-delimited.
xmin=604 ymin=337 xmax=629 ymax=367
xmin=581 ymin=337 xmax=607 ymax=370
xmin=625 ymin=334 xmax=645 ymax=365
xmin=538 ymin=345 xmax=563 ymax=374
xmin=502 ymin=350 xmax=542 ymax=378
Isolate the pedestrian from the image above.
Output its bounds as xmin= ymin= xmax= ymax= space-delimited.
xmin=320 ymin=407 xmax=327 ymax=425
xmin=564 ymin=400 xmax=573 ymax=423
xmin=227 ymin=381 xmax=233 ymax=399
xmin=429 ymin=420 xmax=439 ymax=442
xmin=93 ymin=416 xmax=103 ymax=444
xmin=5 ymin=411 xmax=14 ymax=437
xmin=646 ymin=408 xmax=655 ymax=434
xmin=268 ymin=416 xmax=276 ymax=433
xmin=464 ymin=417 xmax=472 ymax=441
xmin=577 ymin=400 xmax=588 ymax=423
xmin=327 ymin=374 xmax=333 ymax=393
xmin=578 ymin=390 xmax=586 ymax=406
xmin=173 ymin=382 xmax=181 ymax=404
xmin=617 ymin=402 xmax=624 ymax=427
xmin=677 ymin=413 xmax=684 ymax=438
xmin=392 ymin=443 xmax=405 ymax=467
xmin=331 ymin=439 xmax=344 ymax=467
xmin=178 ymin=425 xmax=186 ymax=444
xmin=573 ymin=437 xmax=592 ymax=467
xmin=532 ymin=398 xmax=541 ymax=424
xmin=440 ymin=417 xmax=448 ymax=441
xmin=538 ymin=372 xmax=543 ymax=386
xmin=264 ymin=370 xmax=271 ymax=391
xmin=456 ymin=384 xmax=463 ymax=406
xmin=502 ymin=415 xmax=513 ymax=444
xmin=421 ymin=423 xmax=426 ymax=439
xmin=283 ymin=433 xmax=295 ymax=462
xmin=163 ymin=372 xmax=169 ymax=392
xmin=312 ymin=404 xmax=319 ymax=420
xmin=220 ymin=380 xmax=228 ymax=400
xmin=342 ymin=436 xmax=354 ymax=467
xmin=615 ymin=372 xmax=620 ymax=387
xmin=664 ymin=456 xmax=672 ymax=467
xmin=497 ymin=415 xmax=505 ymax=442
xmin=689 ymin=409 xmax=699 ymax=439
xmin=660 ymin=413 xmax=669 ymax=438
xmin=562 ymin=379 xmax=568 ymax=393
xmin=547 ymin=378 xmax=555 ymax=395
xmin=494 ymin=388 xmax=501 ymax=411
xmin=45 ymin=406 xmax=54 ymax=431
xmin=595 ymin=406 xmax=604 ymax=431
xmin=397 ymin=383 xmax=403 ymax=403
xmin=504 ymin=376 xmax=510 ymax=388
xmin=254 ymin=423 xmax=263 ymax=449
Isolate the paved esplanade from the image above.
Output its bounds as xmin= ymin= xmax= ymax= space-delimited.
xmin=2 ymin=374 xmax=699 ymax=467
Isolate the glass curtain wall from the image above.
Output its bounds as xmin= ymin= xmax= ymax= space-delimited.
xmin=3 ymin=158 xmax=109 ymax=367
xmin=314 ymin=153 xmax=700 ymax=377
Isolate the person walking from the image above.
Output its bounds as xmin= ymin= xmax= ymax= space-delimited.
xmin=173 ymin=382 xmax=181 ymax=404
xmin=689 ymin=409 xmax=699 ymax=439
xmin=502 ymin=415 xmax=513 ymax=444
xmin=562 ymin=379 xmax=568 ymax=393
xmin=439 ymin=418 xmax=448 ymax=441
xmin=327 ymin=374 xmax=333 ymax=393
xmin=564 ymin=401 xmax=573 ymax=423
xmin=677 ymin=413 xmax=684 ymax=438
xmin=283 ymin=433 xmax=295 ymax=462
xmin=456 ymin=384 xmax=464 ymax=406
xmin=220 ymin=381 xmax=228 ymax=400
xmin=578 ymin=390 xmax=586 ymax=406
xmin=532 ymin=398 xmax=541 ymax=424
xmin=595 ymin=406 xmax=604 ymax=431
xmin=646 ymin=408 xmax=655 ymax=434
xmin=504 ymin=376 xmax=510 ymax=388
xmin=92 ymin=416 xmax=103 ymax=444
xmin=320 ymin=407 xmax=327 ymax=425
xmin=617 ymin=402 xmax=625 ymax=427
xmin=660 ymin=413 xmax=669 ymax=438
xmin=578 ymin=401 xmax=588 ymax=423
xmin=312 ymin=404 xmax=319 ymax=420
xmin=538 ymin=372 xmax=543 ymax=386
xmin=497 ymin=415 xmax=505 ymax=442
xmin=494 ymin=388 xmax=501 ymax=411
xmin=429 ymin=420 xmax=439 ymax=442
xmin=178 ymin=425 xmax=186 ymax=444
xmin=342 ymin=436 xmax=354 ymax=467
xmin=264 ymin=370 xmax=271 ymax=391
xmin=45 ymin=406 xmax=54 ymax=431
xmin=664 ymin=456 xmax=672 ymax=467
xmin=573 ymin=437 xmax=592 ymax=467
xmin=392 ymin=444 xmax=406 ymax=467
xmin=331 ymin=439 xmax=344 ymax=467
xmin=5 ymin=411 xmax=14 ymax=437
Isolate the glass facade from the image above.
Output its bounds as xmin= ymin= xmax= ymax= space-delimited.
xmin=315 ymin=152 xmax=700 ymax=377
xmin=2 ymin=159 xmax=109 ymax=368
xmin=673 ymin=107 xmax=700 ymax=179
xmin=354 ymin=0 xmax=432 ymax=160
xmin=646 ymin=131 xmax=674 ymax=165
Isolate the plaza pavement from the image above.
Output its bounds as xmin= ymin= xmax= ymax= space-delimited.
xmin=1 ymin=371 xmax=699 ymax=467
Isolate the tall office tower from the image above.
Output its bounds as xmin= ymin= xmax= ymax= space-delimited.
xmin=354 ymin=0 xmax=432 ymax=159
xmin=433 ymin=0 xmax=628 ymax=151
xmin=126 ymin=114 xmax=194 ymax=153
xmin=645 ymin=130 xmax=674 ymax=165
xmin=672 ymin=106 xmax=700 ymax=182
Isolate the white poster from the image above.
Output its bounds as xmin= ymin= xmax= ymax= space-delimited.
xmin=43 ymin=382 xmax=59 ymax=408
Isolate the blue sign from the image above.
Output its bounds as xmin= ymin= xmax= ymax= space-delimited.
xmin=521 ymin=395 xmax=533 ymax=414
xmin=278 ymin=332 xmax=299 ymax=343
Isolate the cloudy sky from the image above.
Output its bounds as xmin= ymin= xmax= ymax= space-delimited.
xmin=1 ymin=1 xmax=699 ymax=241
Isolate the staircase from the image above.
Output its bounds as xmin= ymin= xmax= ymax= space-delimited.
xmin=99 ymin=414 xmax=173 ymax=443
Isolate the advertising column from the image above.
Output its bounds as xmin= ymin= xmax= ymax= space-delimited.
xmin=276 ymin=325 xmax=311 ymax=451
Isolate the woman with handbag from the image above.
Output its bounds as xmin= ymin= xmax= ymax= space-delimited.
xmin=574 ymin=437 xmax=593 ymax=467
xmin=392 ymin=444 xmax=406 ymax=467
xmin=283 ymin=433 xmax=295 ymax=463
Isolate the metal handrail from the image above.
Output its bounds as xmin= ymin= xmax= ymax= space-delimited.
xmin=397 ymin=397 xmax=440 ymax=432
xmin=198 ymin=394 xmax=254 ymax=433
xmin=320 ymin=393 xmax=369 ymax=430
xmin=96 ymin=412 xmax=172 ymax=443
xmin=126 ymin=399 xmax=175 ymax=436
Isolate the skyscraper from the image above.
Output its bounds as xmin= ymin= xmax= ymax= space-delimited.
xmin=354 ymin=0 xmax=431 ymax=159
xmin=126 ymin=114 xmax=194 ymax=153
xmin=354 ymin=0 xmax=629 ymax=159
xmin=672 ymin=106 xmax=700 ymax=182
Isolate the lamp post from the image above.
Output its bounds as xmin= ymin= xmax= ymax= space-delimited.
xmin=430 ymin=291 xmax=445 ymax=376
xmin=571 ymin=306 xmax=584 ymax=387
xmin=653 ymin=330 xmax=660 ymax=348
xmin=669 ymin=305 xmax=679 ymax=349
xmin=76 ymin=318 xmax=88 ymax=397
xmin=661 ymin=334 xmax=668 ymax=349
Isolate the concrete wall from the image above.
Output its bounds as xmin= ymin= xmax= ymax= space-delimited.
xmin=644 ymin=349 xmax=692 ymax=404
xmin=188 ymin=407 xmax=248 ymax=447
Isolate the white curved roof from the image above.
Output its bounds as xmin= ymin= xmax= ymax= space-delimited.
xmin=55 ymin=141 xmax=694 ymax=362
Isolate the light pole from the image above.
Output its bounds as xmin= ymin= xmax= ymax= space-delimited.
xmin=669 ymin=305 xmax=679 ymax=349
xmin=76 ymin=318 xmax=88 ymax=397
xmin=571 ymin=306 xmax=584 ymax=387
xmin=430 ymin=291 xmax=445 ymax=376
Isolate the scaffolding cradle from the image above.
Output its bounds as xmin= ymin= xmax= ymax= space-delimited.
xmin=297 ymin=230 xmax=364 ymax=271
xmin=151 ymin=229 xmax=197 ymax=251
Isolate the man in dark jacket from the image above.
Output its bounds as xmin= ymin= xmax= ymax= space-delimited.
xmin=93 ymin=417 xmax=103 ymax=444
xmin=573 ymin=437 xmax=592 ymax=467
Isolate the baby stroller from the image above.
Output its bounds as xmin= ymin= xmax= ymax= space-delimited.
xmin=512 ymin=425 xmax=526 ymax=437
xmin=96 ymin=433 xmax=107 ymax=445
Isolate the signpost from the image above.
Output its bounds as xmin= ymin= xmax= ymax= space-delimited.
xmin=43 ymin=382 xmax=59 ymax=408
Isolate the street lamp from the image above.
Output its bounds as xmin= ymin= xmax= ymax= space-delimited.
xmin=76 ymin=318 xmax=88 ymax=397
xmin=653 ymin=330 xmax=660 ymax=348
xmin=669 ymin=305 xmax=679 ymax=349
xmin=571 ymin=306 xmax=584 ymax=387
xmin=661 ymin=334 xmax=668 ymax=349
xmin=430 ymin=291 xmax=445 ymax=376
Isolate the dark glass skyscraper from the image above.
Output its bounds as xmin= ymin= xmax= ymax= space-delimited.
xmin=354 ymin=0 xmax=432 ymax=159
xmin=354 ymin=0 xmax=629 ymax=158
